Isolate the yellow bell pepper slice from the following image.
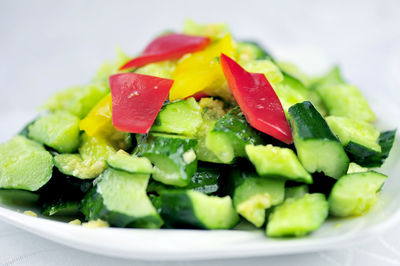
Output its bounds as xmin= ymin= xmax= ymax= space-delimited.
xmin=169 ymin=34 xmax=235 ymax=101
xmin=80 ymin=93 xmax=113 ymax=137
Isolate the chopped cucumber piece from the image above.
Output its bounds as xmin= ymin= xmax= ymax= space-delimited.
xmin=328 ymin=171 xmax=387 ymax=217
xmin=148 ymin=165 xmax=221 ymax=195
xmin=277 ymin=62 xmax=314 ymax=88
xmin=230 ymin=169 xmax=285 ymax=227
xmin=311 ymin=66 xmax=344 ymax=89
xmin=79 ymin=133 xmax=116 ymax=162
xmin=348 ymin=130 xmax=396 ymax=168
xmin=0 ymin=136 xmax=53 ymax=191
xmin=347 ymin=162 xmax=368 ymax=174
xmin=42 ymin=83 xmax=109 ymax=119
xmin=289 ymin=101 xmax=349 ymax=179
xmin=316 ymin=84 xmax=376 ymax=122
xmin=42 ymin=201 xmax=80 ymax=216
xmin=326 ymin=116 xmax=381 ymax=152
xmin=135 ymin=61 xmax=176 ymax=79
xmin=246 ymin=144 xmax=312 ymax=184
xmin=0 ymin=190 xmax=39 ymax=207
xmin=151 ymin=97 xmax=203 ymax=136
xmin=240 ymin=59 xmax=283 ymax=84
xmin=205 ymin=107 xmax=262 ymax=163
xmin=285 ymin=185 xmax=309 ymax=199
xmin=81 ymin=168 xmax=162 ymax=228
xmin=266 ymin=193 xmax=328 ymax=237
xmin=273 ymin=74 xmax=309 ymax=114
xmin=106 ymin=150 xmax=153 ymax=174
xmin=28 ymin=111 xmax=80 ymax=153
xmin=135 ymin=134 xmax=197 ymax=187
xmin=160 ymin=190 xmax=238 ymax=229
xmin=236 ymin=41 xmax=275 ymax=62
xmin=54 ymin=154 xmax=106 ymax=179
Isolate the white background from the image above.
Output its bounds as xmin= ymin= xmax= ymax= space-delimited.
xmin=1 ymin=0 xmax=400 ymax=265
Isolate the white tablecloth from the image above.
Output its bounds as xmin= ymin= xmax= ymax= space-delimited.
xmin=1 ymin=0 xmax=400 ymax=265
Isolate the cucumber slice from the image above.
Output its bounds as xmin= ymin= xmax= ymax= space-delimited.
xmin=289 ymin=101 xmax=349 ymax=179
xmin=240 ymin=59 xmax=283 ymax=84
xmin=236 ymin=41 xmax=275 ymax=62
xmin=326 ymin=116 xmax=381 ymax=152
xmin=147 ymin=165 xmax=222 ymax=195
xmin=160 ymin=190 xmax=239 ymax=229
xmin=79 ymin=133 xmax=116 ymax=162
xmin=42 ymin=201 xmax=80 ymax=216
xmin=347 ymin=162 xmax=368 ymax=174
xmin=277 ymin=62 xmax=313 ymax=88
xmin=81 ymin=168 xmax=162 ymax=228
xmin=135 ymin=134 xmax=197 ymax=187
xmin=328 ymin=171 xmax=387 ymax=217
xmin=42 ymin=83 xmax=109 ymax=119
xmin=205 ymin=107 xmax=262 ymax=163
xmin=273 ymin=74 xmax=309 ymax=114
xmin=311 ymin=66 xmax=344 ymax=89
xmin=230 ymin=169 xmax=285 ymax=227
xmin=246 ymin=144 xmax=312 ymax=184
xmin=316 ymin=84 xmax=376 ymax=122
xmin=135 ymin=61 xmax=176 ymax=79
xmin=285 ymin=185 xmax=309 ymax=199
xmin=348 ymin=130 xmax=396 ymax=168
xmin=151 ymin=97 xmax=203 ymax=136
xmin=54 ymin=154 xmax=106 ymax=179
xmin=0 ymin=136 xmax=53 ymax=191
xmin=28 ymin=111 xmax=80 ymax=153
xmin=266 ymin=193 xmax=329 ymax=237
xmin=106 ymin=150 xmax=153 ymax=174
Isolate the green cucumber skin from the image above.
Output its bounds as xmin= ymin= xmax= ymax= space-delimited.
xmin=38 ymin=169 xmax=93 ymax=215
xmin=238 ymin=40 xmax=276 ymax=61
xmin=160 ymin=190 xmax=206 ymax=229
xmin=81 ymin=186 xmax=163 ymax=228
xmin=212 ymin=107 xmax=263 ymax=146
xmin=42 ymin=201 xmax=80 ymax=216
xmin=135 ymin=134 xmax=198 ymax=186
xmin=289 ymin=101 xmax=338 ymax=141
xmin=147 ymin=165 xmax=221 ymax=196
xmin=347 ymin=130 xmax=396 ymax=167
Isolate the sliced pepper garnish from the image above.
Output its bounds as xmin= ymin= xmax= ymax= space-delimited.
xmin=220 ymin=53 xmax=293 ymax=144
xmin=109 ymin=73 xmax=173 ymax=134
xmin=169 ymin=34 xmax=235 ymax=101
xmin=119 ymin=33 xmax=210 ymax=70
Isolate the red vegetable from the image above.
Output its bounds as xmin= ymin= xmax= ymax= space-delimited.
xmin=185 ymin=91 xmax=209 ymax=101
xmin=119 ymin=33 xmax=210 ymax=70
xmin=220 ymin=53 xmax=293 ymax=144
xmin=109 ymin=73 xmax=173 ymax=134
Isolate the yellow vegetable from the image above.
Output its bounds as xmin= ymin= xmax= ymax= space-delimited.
xmin=80 ymin=93 xmax=113 ymax=137
xmin=169 ymin=35 xmax=235 ymax=101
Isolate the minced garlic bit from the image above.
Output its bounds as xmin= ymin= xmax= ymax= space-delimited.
xmin=82 ymin=219 xmax=109 ymax=228
xmin=68 ymin=219 xmax=82 ymax=226
xmin=23 ymin=210 xmax=38 ymax=217
xmin=182 ymin=149 xmax=196 ymax=164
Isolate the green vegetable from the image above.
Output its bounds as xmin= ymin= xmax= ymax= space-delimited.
xmin=246 ymin=144 xmax=312 ymax=184
xmin=289 ymin=101 xmax=349 ymax=179
xmin=236 ymin=41 xmax=275 ymax=61
xmin=151 ymin=97 xmax=203 ymax=136
xmin=28 ymin=111 xmax=80 ymax=153
xmin=230 ymin=169 xmax=285 ymax=227
xmin=0 ymin=136 xmax=53 ymax=191
xmin=328 ymin=171 xmax=387 ymax=217
xmin=285 ymin=185 xmax=309 ymax=199
xmin=106 ymin=150 xmax=153 ymax=174
xmin=160 ymin=190 xmax=238 ymax=229
xmin=42 ymin=83 xmax=109 ymax=119
xmin=54 ymin=154 xmax=106 ymax=179
xmin=205 ymin=107 xmax=262 ymax=163
xmin=81 ymin=168 xmax=162 ymax=228
xmin=135 ymin=133 xmax=198 ymax=187
xmin=266 ymin=193 xmax=329 ymax=237
xmin=347 ymin=130 xmax=396 ymax=168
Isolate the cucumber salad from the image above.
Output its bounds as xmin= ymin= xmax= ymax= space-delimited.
xmin=0 ymin=20 xmax=396 ymax=238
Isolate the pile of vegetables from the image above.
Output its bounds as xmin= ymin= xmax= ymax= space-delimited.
xmin=0 ymin=20 xmax=396 ymax=238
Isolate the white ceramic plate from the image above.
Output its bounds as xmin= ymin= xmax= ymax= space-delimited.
xmin=0 ymin=96 xmax=399 ymax=261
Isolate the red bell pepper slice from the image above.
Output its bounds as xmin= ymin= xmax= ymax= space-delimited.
xmin=220 ymin=53 xmax=293 ymax=144
xmin=119 ymin=33 xmax=210 ymax=70
xmin=109 ymin=73 xmax=173 ymax=134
